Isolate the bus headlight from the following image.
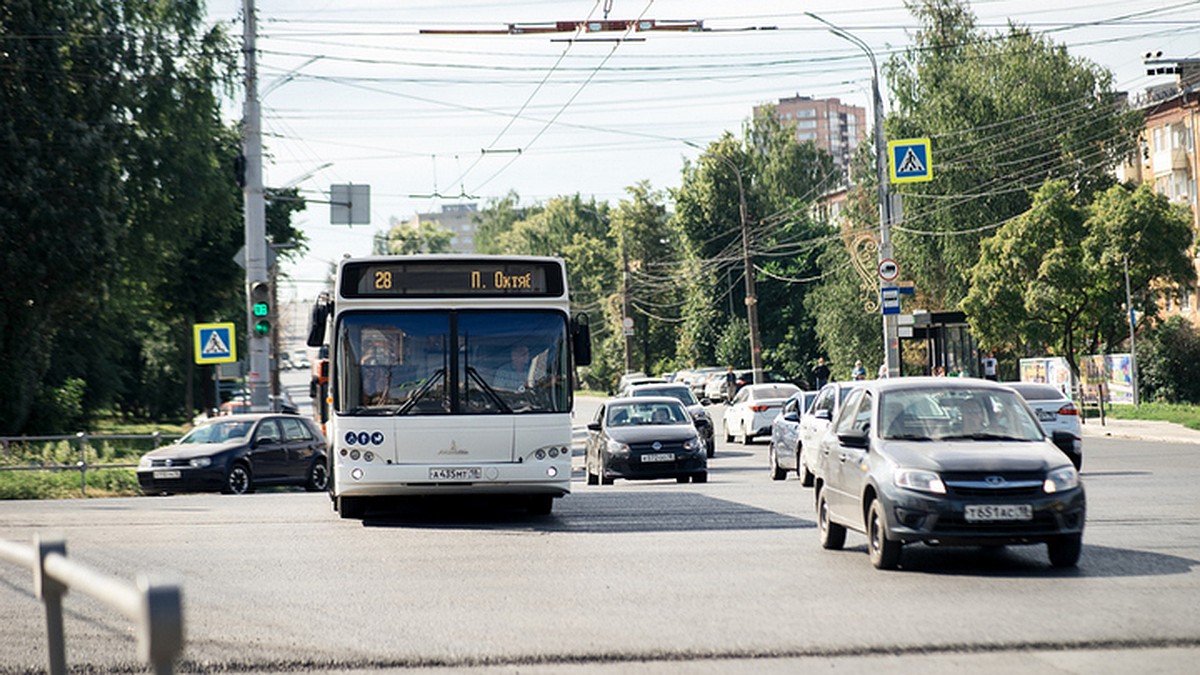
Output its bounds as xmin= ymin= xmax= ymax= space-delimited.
xmin=351 ymin=467 xmax=364 ymax=480
xmin=547 ymin=466 xmax=558 ymax=478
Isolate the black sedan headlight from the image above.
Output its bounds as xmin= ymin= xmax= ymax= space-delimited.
xmin=894 ymin=468 xmax=947 ymax=495
xmin=1043 ymin=466 xmax=1079 ymax=493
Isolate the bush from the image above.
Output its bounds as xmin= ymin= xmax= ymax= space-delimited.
xmin=0 ymin=468 xmax=141 ymax=500
xmin=1139 ymin=316 xmax=1200 ymax=403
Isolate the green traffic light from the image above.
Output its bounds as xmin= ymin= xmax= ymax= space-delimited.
xmin=254 ymin=319 xmax=271 ymax=336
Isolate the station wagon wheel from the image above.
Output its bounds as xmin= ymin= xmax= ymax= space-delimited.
xmin=817 ymin=488 xmax=845 ymax=550
xmin=305 ymin=458 xmax=329 ymax=492
xmin=868 ymin=499 xmax=902 ymax=570
xmin=798 ymin=445 xmax=813 ymax=487
xmin=770 ymin=446 xmax=786 ymax=481
xmin=223 ymin=462 xmax=253 ymax=495
xmin=1047 ymin=534 xmax=1083 ymax=568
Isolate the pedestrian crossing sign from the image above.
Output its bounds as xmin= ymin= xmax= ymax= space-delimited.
xmin=194 ymin=322 xmax=237 ymax=365
xmin=888 ymin=138 xmax=933 ymax=184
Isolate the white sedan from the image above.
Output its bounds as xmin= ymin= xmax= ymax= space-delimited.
xmin=723 ymin=383 xmax=800 ymax=444
xmin=1007 ymin=382 xmax=1083 ymax=469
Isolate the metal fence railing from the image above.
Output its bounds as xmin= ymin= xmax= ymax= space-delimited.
xmin=0 ymin=533 xmax=184 ymax=675
xmin=0 ymin=432 xmax=183 ymax=496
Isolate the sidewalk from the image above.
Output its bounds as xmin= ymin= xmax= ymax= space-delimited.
xmin=1080 ymin=417 xmax=1200 ymax=444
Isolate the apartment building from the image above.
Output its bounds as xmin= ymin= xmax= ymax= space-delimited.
xmin=756 ymin=95 xmax=866 ymax=185
xmin=398 ymin=203 xmax=480 ymax=253
xmin=1121 ymin=59 xmax=1200 ymax=323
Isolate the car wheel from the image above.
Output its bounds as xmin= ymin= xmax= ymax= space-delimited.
xmin=798 ymin=447 xmax=814 ymax=487
xmin=1047 ymin=534 xmax=1083 ymax=568
xmin=305 ymin=458 xmax=329 ymax=492
xmin=599 ymin=455 xmax=614 ymax=485
xmin=706 ymin=438 xmax=715 ymax=459
xmin=222 ymin=463 xmax=253 ymax=495
xmin=724 ymin=422 xmax=734 ymax=444
xmin=817 ymin=488 xmax=845 ymax=550
xmin=741 ymin=423 xmax=753 ymax=445
xmin=676 ymin=475 xmax=689 ymax=483
xmin=586 ymin=453 xmax=599 ymax=485
xmin=692 ymin=471 xmax=708 ymax=484
xmin=868 ymin=499 xmax=902 ymax=570
xmin=337 ymin=495 xmax=366 ymax=520
xmin=770 ymin=446 xmax=786 ymax=481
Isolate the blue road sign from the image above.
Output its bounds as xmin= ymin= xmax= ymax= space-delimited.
xmin=194 ymin=323 xmax=237 ymax=364
xmin=888 ymin=138 xmax=933 ymax=184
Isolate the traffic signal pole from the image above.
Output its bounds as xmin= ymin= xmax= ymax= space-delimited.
xmin=242 ymin=0 xmax=271 ymax=412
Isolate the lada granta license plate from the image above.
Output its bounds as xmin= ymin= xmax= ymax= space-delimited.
xmin=429 ymin=467 xmax=482 ymax=480
xmin=965 ymin=504 xmax=1033 ymax=522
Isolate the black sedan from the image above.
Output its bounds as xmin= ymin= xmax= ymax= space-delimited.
xmin=814 ymin=378 xmax=1085 ymax=570
xmin=585 ymin=397 xmax=708 ymax=485
xmin=137 ymin=414 xmax=328 ymax=495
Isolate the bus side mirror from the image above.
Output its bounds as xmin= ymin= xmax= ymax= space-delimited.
xmin=572 ymin=314 xmax=592 ymax=367
xmin=306 ymin=296 xmax=331 ymax=347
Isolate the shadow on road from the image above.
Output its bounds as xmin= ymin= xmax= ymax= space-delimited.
xmin=361 ymin=491 xmax=811 ymax=534
xmin=826 ymin=541 xmax=1200 ymax=578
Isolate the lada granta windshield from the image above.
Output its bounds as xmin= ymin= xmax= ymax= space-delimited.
xmin=336 ymin=310 xmax=570 ymax=416
xmin=880 ymin=387 xmax=1044 ymax=442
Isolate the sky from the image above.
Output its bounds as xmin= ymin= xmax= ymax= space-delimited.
xmin=205 ymin=0 xmax=1200 ymax=312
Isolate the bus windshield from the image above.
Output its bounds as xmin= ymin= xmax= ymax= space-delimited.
xmin=336 ymin=310 xmax=570 ymax=416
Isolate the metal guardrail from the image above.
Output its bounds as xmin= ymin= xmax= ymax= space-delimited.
xmin=0 ymin=534 xmax=184 ymax=675
xmin=0 ymin=432 xmax=182 ymax=496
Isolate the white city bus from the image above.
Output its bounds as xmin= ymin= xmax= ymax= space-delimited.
xmin=307 ymin=255 xmax=591 ymax=519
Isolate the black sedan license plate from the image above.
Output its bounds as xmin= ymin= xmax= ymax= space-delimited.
xmin=965 ymin=504 xmax=1033 ymax=522
xmin=429 ymin=467 xmax=482 ymax=480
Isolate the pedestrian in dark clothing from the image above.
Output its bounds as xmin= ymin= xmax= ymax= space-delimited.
xmin=813 ymin=357 xmax=831 ymax=389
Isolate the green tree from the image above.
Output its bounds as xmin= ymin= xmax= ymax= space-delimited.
xmin=962 ymin=180 xmax=1193 ymax=378
xmin=1 ymin=0 xmax=242 ymax=431
xmin=884 ymin=0 xmax=1141 ymax=308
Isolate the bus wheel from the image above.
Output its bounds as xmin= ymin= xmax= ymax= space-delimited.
xmin=337 ymin=496 xmax=366 ymax=520
xmin=527 ymin=495 xmax=553 ymax=516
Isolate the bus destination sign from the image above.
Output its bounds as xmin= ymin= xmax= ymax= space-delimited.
xmin=341 ymin=260 xmax=564 ymax=298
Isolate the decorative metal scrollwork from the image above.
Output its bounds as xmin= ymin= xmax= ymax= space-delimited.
xmin=846 ymin=231 xmax=880 ymax=313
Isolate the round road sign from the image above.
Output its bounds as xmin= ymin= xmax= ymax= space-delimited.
xmin=878 ymin=258 xmax=899 ymax=282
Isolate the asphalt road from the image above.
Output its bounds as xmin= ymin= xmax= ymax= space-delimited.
xmin=1 ymin=394 xmax=1198 ymax=674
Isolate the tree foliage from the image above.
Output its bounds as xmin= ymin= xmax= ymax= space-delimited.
xmin=884 ymin=0 xmax=1142 ymax=308
xmin=0 ymin=0 xmax=252 ymax=432
xmin=963 ymin=180 xmax=1193 ymax=378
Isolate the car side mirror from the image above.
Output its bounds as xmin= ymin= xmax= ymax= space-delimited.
xmin=815 ymin=409 xmax=832 ymax=421
xmin=837 ymin=428 xmax=869 ymax=449
xmin=1050 ymin=430 xmax=1076 ymax=454
xmin=783 ymin=411 xmax=799 ymax=423
xmin=700 ymin=398 xmax=712 ymax=406
xmin=587 ymin=421 xmax=602 ymax=432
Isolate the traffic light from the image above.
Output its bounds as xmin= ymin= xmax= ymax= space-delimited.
xmin=250 ymin=281 xmax=271 ymax=336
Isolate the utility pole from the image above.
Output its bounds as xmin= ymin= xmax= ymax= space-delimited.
xmin=1125 ymin=256 xmax=1139 ymax=406
xmin=738 ymin=177 xmax=763 ymax=385
xmin=808 ymin=13 xmax=899 ymax=376
xmin=242 ymin=0 xmax=271 ymax=411
xmin=621 ymin=242 xmax=634 ymax=374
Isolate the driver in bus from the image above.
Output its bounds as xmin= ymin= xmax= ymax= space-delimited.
xmin=359 ymin=330 xmax=398 ymax=406
xmin=493 ymin=344 xmax=534 ymax=393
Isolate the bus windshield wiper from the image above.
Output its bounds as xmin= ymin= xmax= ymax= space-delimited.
xmin=465 ymin=366 xmax=512 ymax=413
xmin=396 ymin=369 xmax=445 ymax=416
xmin=348 ymin=405 xmax=401 ymax=416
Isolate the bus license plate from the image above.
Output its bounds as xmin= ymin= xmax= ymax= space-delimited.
xmin=641 ymin=453 xmax=675 ymax=463
xmin=153 ymin=470 xmax=181 ymax=480
xmin=429 ymin=467 xmax=482 ymax=480
xmin=965 ymin=504 xmax=1032 ymax=522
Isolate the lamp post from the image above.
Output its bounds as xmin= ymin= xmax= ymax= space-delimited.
xmin=807 ymin=13 xmax=900 ymax=376
xmin=684 ymin=141 xmax=763 ymax=384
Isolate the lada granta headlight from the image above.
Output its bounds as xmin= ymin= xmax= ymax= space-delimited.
xmin=894 ymin=468 xmax=947 ymax=495
xmin=1043 ymin=466 xmax=1079 ymax=493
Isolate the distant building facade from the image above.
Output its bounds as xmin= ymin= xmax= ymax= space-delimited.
xmin=400 ymin=203 xmax=479 ymax=253
xmin=1120 ymin=59 xmax=1200 ymax=324
xmin=757 ymin=95 xmax=866 ymax=184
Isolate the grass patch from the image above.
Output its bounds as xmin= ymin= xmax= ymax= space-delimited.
xmin=0 ymin=468 xmax=141 ymax=500
xmin=1102 ymin=402 xmax=1200 ymax=431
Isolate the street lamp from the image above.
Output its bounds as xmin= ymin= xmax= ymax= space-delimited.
xmin=684 ymin=140 xmax=763 ymax=384
xmin=806 ymin=13 xmax=900 ymax=376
